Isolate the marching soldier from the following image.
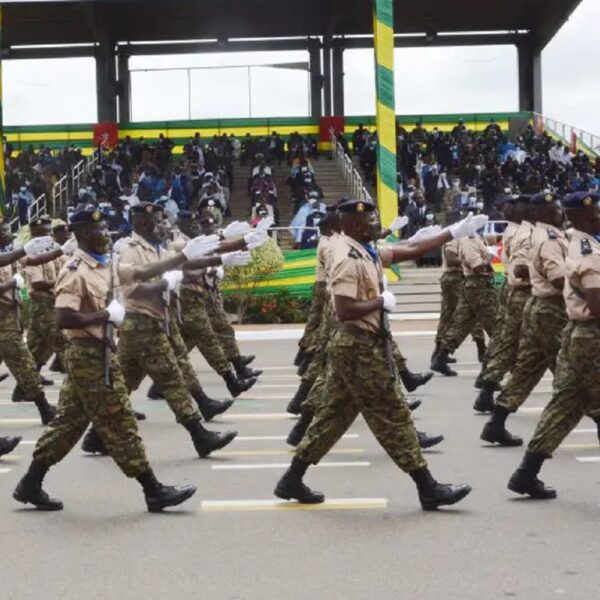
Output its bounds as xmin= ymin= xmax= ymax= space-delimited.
xmin=482 ymin=192 xmax=567 ymax=446
xmin=508 ymin=192 xmax=600 ymax=500
xmin=12 ymin=209 xmax=196 ymax=512
xmin=274 ymin=199 xmax=485 ymax=510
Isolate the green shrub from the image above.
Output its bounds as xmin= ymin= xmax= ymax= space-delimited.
xmin=224 ymin=290 xmax=311 ymax=324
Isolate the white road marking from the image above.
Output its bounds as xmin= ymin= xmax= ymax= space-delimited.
xmin=234 ymin=434 xmax=359 ymax=442
xmin=576 ymin=457 xmax=600 ymax=463
xmin=0 ymin=468 xmax=12 ymax=474
xmin=561 ymin=444 xmax=598 ymax=450
xmin=573 ymin=429 xmax=597 ymax=434
xmin=234 ymin=329 xmax=439 ymax=341
xmin=518 ymin=407 xmax=544 ymax=414
xmin=200 ymin=498 xmax=388 ymax=512
xmin=251 ymin=384 xmax=298 ymax=389
xmin=211 ymin=449 xmax=364 ymax=458
xmin=0 ymin=418 xmax=42 ymax=425
xmin=211 ymin=461 xmax=370 ymax=470
xmin=220 ymin=413 xmax=296 ymax=421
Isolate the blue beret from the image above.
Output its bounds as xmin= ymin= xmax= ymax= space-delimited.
xmin=131 ymin=202 xmax=162 ymax=216
xmin=563 ymin=192 xmax=600 ymax=209
xmin=337 ymin=198 xmax=377 ymax=214
xmin=177 ymin=210 xmax=198 ymax=221
xmin=69 ymin=209 xmax=105 ymax=226
xmin=530 ymin=192 xmax=561 ymax=206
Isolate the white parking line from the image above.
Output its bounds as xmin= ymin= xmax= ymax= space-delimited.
xmin=211 ymin=461 xmax=370 ymax=470
xmin=200 ymin=498 xmax=388 ymax=512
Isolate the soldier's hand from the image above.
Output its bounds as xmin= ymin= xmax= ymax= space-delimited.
xmin=447 ymin=213 xmax=489 ymax=239
xmin=24 ymin=235 xmax=55 ymax=256
xmin=388 ymin=215 xmax=409 ymax=233
xmin=221 ymin=251 xmax=252 ymax=268
xmin=408 ymin=225 xmax=442 ymax=242
xmin=244 ymin=229 xmax=269 ymax=250
xmin=106 ymin=299 xmax=125 ymax=326
xmin=162 ymin=270 xmax=183 ymax=293
xmin=183 ymin=234 xmax=220 ymax=259
xmin=222 ymin=220 xmax=252 ymax=239
xmin=215 ymin=266 xmax=225 ymax=281
xmin=380 ymin=290 xmax=396 ymax=312
xmin=12 ymin=273 xmax=25 ymax=290
xmin=61 ymin=237 xmax=78 ymax=256
xmin=255 ymin=215 xmax=275 ymax=232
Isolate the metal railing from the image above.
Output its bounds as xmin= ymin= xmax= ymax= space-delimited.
xmin=536 ymin=113 xmax=600 ymax=157
xmin=52 ymin=175 xmax=69 ymax=216
xmin=70 ymin=159 xmax=87 ymax=197
xmin=8 ymin=193 xmax=48 ymax=233
xmin=330 ymin=134 xmax=372 ymax=201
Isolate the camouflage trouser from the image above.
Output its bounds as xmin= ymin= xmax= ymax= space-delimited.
xmin=118 ymin=314 xmax=200 ymax=425
xmin=301 ymin=299 xmax=336 ymax=388
xmin=482 ymin=287 xmax=531 ymax=385
xmin=27 ymin=296 xmax=68 ymax=367
xmin=0 ymin=308 xmax=43 ymax=400
xmin=441 ymin=275 xmax=497 ymax=353
xmin=34 ymin=344 xmax=149 ymax=478
xmin=166 ymin=310 xmax=204 ymax=394
xmin=296 ymin=328 xmax=426 ymax=473
xmin=497 ymin=295 xmax=568 ymax=413
xmin=481 ymin=280 xmax=509 ymax=364
xmin=204 ymin=291 xmax=240 ymax=363
xmin=528 ymin=320 xmax=600 ymax=456
xmin=298 ymin=283 xmax=327 ymax=353
xmin=179 ymin=289 xmax=231 ymax=378
xmin=436 ymin=271 xmax=485 ymax=345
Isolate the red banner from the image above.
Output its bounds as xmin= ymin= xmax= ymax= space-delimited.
xmin=93 ymin=122 xmax=119 ymax=150
xmin=320 ymin=116 xmax=345 ymax=142
xmin=570 ymin=131 xmax=578 ymax=154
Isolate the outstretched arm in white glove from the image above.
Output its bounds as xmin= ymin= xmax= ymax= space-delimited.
xmin=447 ymin=213 xmax=489 ymax=240
xmin=221 ymin=251 xmax=253 ymax=268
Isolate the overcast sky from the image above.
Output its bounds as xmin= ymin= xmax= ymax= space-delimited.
xmin=2 ymin=0 xmax=599 ymax=134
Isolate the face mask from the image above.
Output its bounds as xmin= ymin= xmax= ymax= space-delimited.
xmin=425 ymin=214 xmax=434 ymax=223
xmin=476 ymin=202 xmax=484 ymax=211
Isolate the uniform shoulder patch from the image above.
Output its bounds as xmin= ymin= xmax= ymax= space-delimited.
xmin=547 ymin=229 xmax=558 ymax=240
xmin=348 ymin=247 xmax=362 ymax=259
xmin=67 ymin=258 xmax=82 ymax=271
xmin=580 ymin=238 xmax=593 ymax=256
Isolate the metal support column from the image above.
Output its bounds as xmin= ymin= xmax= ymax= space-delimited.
xmin=332 ymin=42 xmax=345 ymax=116
xmin=0 ymin=7 xmax=5 ymax=215
xmin=517 ymin=39 xmax=542 ymax=114
xmin=323 ymin=38 xmax=332 ymax=117
xmin=117 ymin=50 xmax=131 ymax=123
xmin=95 ymin=36 xmax=118 ymax=122
xmin=308 ymin=39 xmax=323 ymax=118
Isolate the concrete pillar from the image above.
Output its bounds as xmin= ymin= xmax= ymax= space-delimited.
xmin=517 ymin=41 xmax=542 ymax=114
xmin=308 ymin=40 xmax=323 ymax=118
xmin=117 ymin=50 xmax=131 ymax=123
xmin=323 ymin=41 xmax=332 ymax=117
xmin=95 ymin=38 xmax=117 ymax=122
xmin=332 ymin=43 xmax=345 ymax=116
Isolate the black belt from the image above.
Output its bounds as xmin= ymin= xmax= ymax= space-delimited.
xmin=337 ymin=322 xmax=383 ymax=342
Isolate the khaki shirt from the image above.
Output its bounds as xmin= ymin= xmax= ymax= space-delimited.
xmin=459 ymin=236 xmax=488 ymax=276
xmin=507 ymin=220 xmax=534 ymax=288
xmin=23 ymin=256 xmax=62 ymax=299
xmin=324 ymin=232 xmax=343 ymax=291
xmin=168 ymin=230 xmax=189 ymax=254
xmin=530 ymin=223 xmax=568 ymax=298
xmin=54 ymin=249 xmax=111 ymax=341
xmin=564 ymin=229 xmax=600 ymax=321
xmin=442 ymin=239 xmax=461 ymax=273
xmin=0 ymin=261 xmax=17 ymax=308
xmin=315 ymin=235 xmax=330 ymax=283
xmin=330 ymin=236 xmax=393 ymax=333
xmin=117 ymin=232 xmax=168 ymax=321
xmin=500 ymin=221 xmax=519 ymax=272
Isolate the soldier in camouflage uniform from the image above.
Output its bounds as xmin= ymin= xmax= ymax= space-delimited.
xmin=13 ymin=209 xmax=197 ymax=512
xmin=274 ymin=198 xmax=484 ymax=510
xmin=0 ymin=218 xmax=56 ymax=424
xmin=473 ymin=195 xmax=534 ymax=412
xmin=481 ymin=192 xmax=568 ymax=446
xmin=508 ymin=192 xmax=600 ymax=500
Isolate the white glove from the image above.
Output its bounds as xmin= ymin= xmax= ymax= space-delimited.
xmin=244 ymin=229 xmax=269 ymax=250
xmin=447 ymin=213 xmax=489 ymax=240
xmin=182 ymin=234 xmax=220 ymax=259
xmin=221 ymin=251 xmax=252 ymax=268
xmin=380 ymin=290 xmax=396 ymax=312
xmin=162 ymin=270 xmax=183 ymax=293
xmin=13 ymin=273 xmax=24 ymax=290
xmin=382 ymin=273 xmax=388 ymax=290
xmin=256 ymin=215 xmax=275 ymax=232
xmin=222 ymin=221 xmax=252 ymax=239
xmin=23 ymin=236 xmax=55 ymax=256
xmin=408 ymin=225 xmax=442 ymax=243
xmin=215 ymin=266 xmax=225 ymax=281
xmin=60 ymin=237 xmax=78 ymax=256
xmin=106 ymin=299 xmax=125 ymax=326
xmin=388 ymin=216 xmax=409 ymax=233
xmin=113 ymin=237 xmax=129 ymax=255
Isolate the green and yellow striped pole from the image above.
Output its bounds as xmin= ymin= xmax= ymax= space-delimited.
xmin=0 ymin=6 xmax=5 ymax=217
xmin=373 ymin=0 xmax=397 ymax=228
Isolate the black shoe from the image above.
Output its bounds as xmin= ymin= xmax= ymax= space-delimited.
xmin=481 ymin=421 xmax=523 ymax=447
xmin=239 ymin=355 xmax=255 ymax=367
xmin=474 ymin=374 xmax=485 ymax=389
xmin=147 ymin=384 xmax=164 ymax=400
xmin=430 ymin=343 xmax=440 ymax=364
xmin=447 ymin=356 xmax=457 ymax=364
xmin=274 ymin=471 xmax=325 ymax=504
xmin=81 ymin=428 xmax=108 ymax=455
xmin=419 ymin=482 xmax=472 ymax=511
xmin=417 ymin=431 xmax=444 ymax=449
xmin=287 ymin=381 xmax=310 ymax=415
xmin=35 ymin=395 xmax=56 ymax=425
xmin=145 ymin=484 xmax=197 ymax=513
xmin=287 ymin=411 xmax=313 ymax=447
xmin=192 ymin=388 xmax=234 ymax=422
xmin=473 ymin=385 xmax=496 ymax=414
xmin=400 ymin=370 xmax=433 ymax=393
xmin=134 ymin=411 xmax=146 ymax=421
xmin=36 ymin=365 xmax=54 ymax=387
xmin=12 ymin=385 xmax=26 ymax=403
xmin=293 ymin=349 xmax=306 ymax=367
xmin=408 ymin=399 xmax=422 ymax=412
xmin=0 ymin=436 xmax=21 ymax=457
xmin=224 ymin=371 xmax=257 ymax=398
xmin=297 ymin=353 xmax=313 ymax=377
xmin=476 ymin=339 xmax=487 ymax=363
xmin=430 ymin=349 xmax=457 ymax=377
xmin=507 ymin=451 xmax=557 ymax=499
xmin=187 ymin=420 xmax=237 ymax=458
xmin=0 ymin=372 xmax=9 ymax=383
xmin=13 ymin=462 xmax=63 ymax=511
xmin=48 ymin=355 xmax=65 ymax=374
xmin=236 ymin=366 xmax=263 ymax=379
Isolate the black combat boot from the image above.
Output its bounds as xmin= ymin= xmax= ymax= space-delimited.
xmin=508 ymin=451 xmax=557 ymax=499
xmin=430 ymin=342 xmax=440 ymax=364
xmin=13 ymin=460 xmax=63 ymax=511
xmin=286 ymin=410 xmax=313 ymax=447
xmin=297 ymin=352 xmax=313 ymax=377
xmin=134 ymin=411 xmax=146 ymax=421
xmin=12 ymin=385 xmax=26 ymax=403
xmin=239 ymin=355 xmax=255 ymax=367
xmin=0 ymin=436 xmax=21 ymax=457
xmin=34 ymin=394 xmax=56 ymax=425
xmin=223 ymin=371 xmax=257 ymax=398
xmin=595 ymin=418 xmax=600 ymax=445
xmin=474 ymin=373 xmax=485 ymax=389
xmin=36 ymin=364 xmax=54 ymax=386
xmin=146 ymin=384 xmax=164 ymax=400
xmin=274 ymin=456 xmax=325 ymax=503
xmin=410 ymin=467 xmax=472 ymax=511
xmin=480 ymin=406 xmax=523 ymax=446
xmin=473 ymin=381 xmax=497 ymax=413
xmin=232 ymin=356 xmax=263 ymax=379
xmin=400 ymin=369 xmax=434 ymax=393
xmin=408 ymin=399 xmax=422 ymax=412
xmin=48 ymin=355 xmax=65 ymax=374
xmin=475 ymin=339 xmax=487 ymax=364
xmin=293 ymin=348 xmax=306 ymax=367
xmin=287 ymin=380 xmax=311 ymax=415
xmin=0 ymin=372 xmax=8 ymax=383
xmin=81 ymin=428 xmax=108 ymax=455
xmin=430 ymin=347 xmax=457 ymax=377
xmin=137 ymin=469 xmax=197 ymax=513
xmin=184 ymin=419 xmax=237 ymax=458
xmin=191 ymin=387 xmax=234 ymax=422
xmin=417 ymin=431 xmax=444 ymax=449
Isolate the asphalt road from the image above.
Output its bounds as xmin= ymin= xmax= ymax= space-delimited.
xmin=1 ymin=325 xmax=599 ymax=600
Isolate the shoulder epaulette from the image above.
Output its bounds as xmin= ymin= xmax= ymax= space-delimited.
xmin=348 ymin=247 xmax=362 ymax=259
xmin=67 ymin=258 xmax=82 ymax=271
xmin=580 ymin=238 xmax=593 ymax=256
xmin=547 ymin=229 xmax=558 ymax=240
